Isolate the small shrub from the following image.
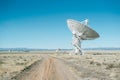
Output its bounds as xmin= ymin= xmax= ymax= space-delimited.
xmin=90 ymin=61 xmax=101 ymax=66
xmin=106 ymin=63 xmax=120 ymax=69
xmin=106 ymin=63 xmax=114 ymax=69
xmin=0 ymin=60 xmax=4 ymax=65
xmin=96 ymin=62 xmax=101 ymax=66
xmin=90 ymin=61 xmax=94 ymax=64
xmin=93 ymin=53 xmax=102 ymax=55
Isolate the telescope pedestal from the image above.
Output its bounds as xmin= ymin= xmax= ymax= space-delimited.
xmin=72 ymin=34 xmax=84 ymax=55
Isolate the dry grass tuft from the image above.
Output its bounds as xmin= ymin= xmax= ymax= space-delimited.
xmin=106 ymin=63 xmax=120 ymax=69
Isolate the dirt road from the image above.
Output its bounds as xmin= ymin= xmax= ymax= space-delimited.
xmin=13 ymin=55 xmax=80 ymax=80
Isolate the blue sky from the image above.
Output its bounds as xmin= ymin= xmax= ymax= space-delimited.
xmin=0 ymin=0 xmax=120 ymax=49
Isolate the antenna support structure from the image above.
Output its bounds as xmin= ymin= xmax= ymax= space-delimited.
xmin=67 ymin=19 xmax=99 ymax=55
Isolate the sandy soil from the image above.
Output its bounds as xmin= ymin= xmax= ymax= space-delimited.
xmin=0 ymin=51 xmax=120 ymax=80
xmin=12 ymin=54 xmax=79 ymax=80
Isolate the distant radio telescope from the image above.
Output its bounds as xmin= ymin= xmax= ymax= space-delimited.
xmin=67 ymin=19 xmax=100 ymax=55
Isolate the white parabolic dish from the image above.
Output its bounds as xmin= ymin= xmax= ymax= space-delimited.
xmin=67 ymin=19 xmax=100 ymax=40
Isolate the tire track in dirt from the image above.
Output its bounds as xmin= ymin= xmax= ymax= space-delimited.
xmin=12 ymin=54 xmax=80 ymax=80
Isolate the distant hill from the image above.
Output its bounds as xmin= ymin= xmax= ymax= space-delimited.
xmin=0 ymin=48 xmax=120 ymax=52
xmin=84 ymin=48 xmax=120 ymax=50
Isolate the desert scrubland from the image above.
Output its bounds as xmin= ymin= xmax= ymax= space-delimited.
xmin=0 ymin=50 xmax=120 ymax=80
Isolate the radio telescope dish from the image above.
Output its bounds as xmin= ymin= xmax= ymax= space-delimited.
xmin=67 ymin=19 xmax=99 ymax=40
xmin=67 ymin=19 xmax=100 ymax=55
